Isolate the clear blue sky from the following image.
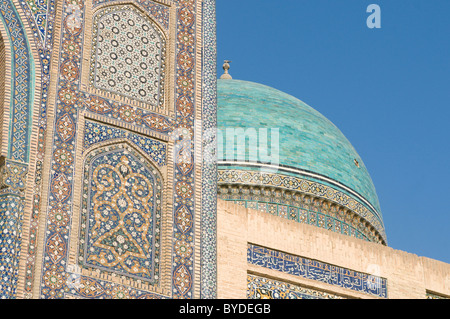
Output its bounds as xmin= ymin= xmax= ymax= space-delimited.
xmin=216 ymin=0 xmax=450 ymax=263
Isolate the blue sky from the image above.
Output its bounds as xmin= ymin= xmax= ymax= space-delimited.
xmin=216 ymin=0 xmax=450 ymax=263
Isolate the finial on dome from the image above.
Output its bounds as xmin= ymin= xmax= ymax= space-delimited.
xmin=220 ymin=60 xmax=232 ymax=79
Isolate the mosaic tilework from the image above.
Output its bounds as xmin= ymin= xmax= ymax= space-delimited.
xmin=218 ymin=169 xmax=386 ymax=243
xmin=36 ymin=1 xmax=103 ymax=298
xmin=19 ymin=0 xmax=73 ymax=298
xmin=21 ymin=0 xmax=65 ymax=298
xmin=170 ymin=0 xmax=198 ymax=299
xmin=78 ymin=145 xmax=163 ymax=284
xmin=83 ymin=94 xmax=176 ymax=132
xmin=43 ymin=267 xmax=168 ymax=298
xmin=247 ymin=275 xmax=343 ymax=299
xmin=200 ymin=0 xmax=218 ymax=299
xmin=4 ymin=0 xmax=216 ymax=299
xmin=220 ymin=195 xmax=379 ymax=243
xmin=31 ymin=0 xmax=211 ymax=300
xmin=89 ymin=5 xmax=166 ymax=107
xmin=426 ymin=291 xmax=449 ymax=299
xmin=248 ymin=244 xmax=388 ymax=298
xmin=93 ymin=0 xmax=171 ymax=31
xmin=23 ymin=0 xmax=48 ymax=42
xmin=0 ymin=0 xmax=33 ymax=163
xmin=20 ymin=0 xmax=57 ymax=49
xmin=83 ymin=121 xmax=167 ymax=166
xmin=0 ymin=159 xmax=28 ymax=193
xmin=0 ymin=195 xmax=24 ymax=298
xmin=65 ymin=272 xmax=167 ymax=299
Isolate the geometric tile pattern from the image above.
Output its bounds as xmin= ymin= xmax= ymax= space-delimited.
xmin=65 ymin=274 xmax=167 ymax=299
xmin=222 ymin=196 xmax=379 ymax=243
xmin=247 ymin=274 xmax=344 ymax=299
xmin=0 ymin=159 xmax=28 ymax=194
xmin=199 ymin=0 xmax=218 ymax=299
xmin=83 ymin=121 xmax=167 ymax=166
xmin=217 ymin=79 xmax=382 ymax=216
xmin=83 ymin=94 xmax=176 ymax=132
xmin=89 ymin=5 xmax=166 ymax=107
xmin=23 ymin=0 xmax=48 ymax=42
xmin=170 ymin=0 xmax=199 ymax=299
xmin=78 ymin=145 xmax=163 ymax=284
xmin=0 ymin=0 xmax=33 ymax=163
xmin=15 ymin=0 xmax=58 ymax=296
xmin=14 ymin=0 xmax=57 ymax=298
xmin=248 ymin=244 xmax=388 ymax=298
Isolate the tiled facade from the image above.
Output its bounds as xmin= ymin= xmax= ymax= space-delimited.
xmin=219 ymin=196 xmax=381 ymax=243
xmin=218 ymin=176 xmax=385 ymax=244
xmin=216 ymin=78 xmax=388 ymax=245
xmin=0 ymin=0 xmax=448 ymax=301
xmin=78 ymin=144 xmax=164 ymax=284
xmin=247 ymin=244 xmax=387 ymax=298
xmin=217 ymin=79 xmax=382 ymax=215
xmin=0 ymin=0 xmax=217 ymax=299
xmin=247 ymin=274 xmax=344 ymax=299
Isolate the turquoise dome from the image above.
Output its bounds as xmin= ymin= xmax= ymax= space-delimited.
xmin=217 ymin=79 xmax=383 ymax=227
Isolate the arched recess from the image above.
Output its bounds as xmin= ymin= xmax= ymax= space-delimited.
xmin=0 ymin=0 xmax=38 ymax=299
xmin=76 ymin=141 xmax=167 ymax=287
xmin=86 ymin=3 xmax=169 ymax=110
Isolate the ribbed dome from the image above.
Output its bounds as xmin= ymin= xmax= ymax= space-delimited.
xmin=217 ymin=79 xmax=385 ymax=240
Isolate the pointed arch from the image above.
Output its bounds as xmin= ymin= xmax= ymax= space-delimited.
xmin=0 ymin=0 xmax=38 ymax=299
xmin=89 ymin=3 xmax=167 ymax=108
xmin=77 ymin=141 xmax=166 ymax=285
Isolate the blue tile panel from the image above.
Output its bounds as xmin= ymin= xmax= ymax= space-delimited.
xmin=227 ymin=199 xmax=374 ymax=242
xmin=83 ymin=121 xmax=167 ymax=167
xmin=247 ymin=244 xmax=387 ymax=298
xmin=0 ymin=0 xmax=34 ymax=163
xmin=247 ymin=274 xmax=343 ymax=299
xmin=217 ymin=79 xmax=382 ymax=216
xmin=200 ymin=0 xmax=218 ymax=299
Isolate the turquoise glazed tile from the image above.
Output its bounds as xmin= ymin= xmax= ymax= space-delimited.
xmin=217 ymin=79 xmax=382 ymax=217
